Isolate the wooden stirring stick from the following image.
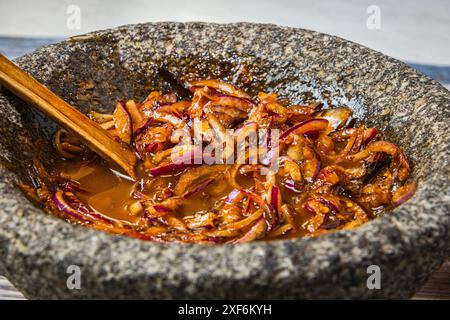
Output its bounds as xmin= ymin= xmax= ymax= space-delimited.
xmin=0 ymin=53 xmax=138 ymax=179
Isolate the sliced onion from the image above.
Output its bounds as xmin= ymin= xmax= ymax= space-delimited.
xmin=52 ymin=190 xmax=89 ymax=222
xmin=53 ymin=190 xmax=114 ymax=224
xmin=149 ymin=162 xmax=190 ymax=176
xmin=316 ymin=195 xmax=340 ymax=213
xmin=320 ymin=215 xmax=341 ymax=230
xmin=392 ymin=182 xmax=417 ymax=207
xmin=206 ymin=209 xmax=263 ymax=237
xmin=233 ymin=218 xmax=267 ymax=243
xmin=90 ymin=111 xmax=113 ymax=123
xmin=149 ymin=147 xmax=203 ymax=176
xmin=61 ymin=181 xmax=87 ymax=193
xmin=184 ymin=212 xmax=217 ymax=229
xmin=64 ymin=192 xmax=114 ymax=224
xmin=183 ymin=178 xmax=214 ymax=198
xmin=100 ymin=120 xmax=115 ymax=130
xmin=279 ymin=157 xmax=302 ymax=181
xmin=315 ymin=107 xmax=352 ymax=131
xmin=269 ymin=223 xmax=294 ymax=237
xmin=303 ymin=131 xmax=320 ymax=140
xmin=207 ymin=94 xmax=256 ymax=112
xmin=225 ymin=189 xmax=243 ymax=204
xmin=113 ymin=101 xmax=132 ymax=144
xmin=234 ymin=121 xmax=258 ymax=138
xmin=175 ymin=165 xmax=225 ymax=195
xmin=287 ymin=105 xmax=318 ymax=116
xmin=348 ymin=141 xmax=399 ymax=162
xmin=363 ymin=128 xmax=378 ymax=144
xmin=145 ymin=204 xmax=173 ymax=218
xmin=302 ymin=156 xmax=321 ymax=182
xmin=125 ymin=100 xmax=144 ymax=125
xmin=268 ymin=185 xmax=282 ymax=217
xmin=209 ymin=105 xmax=247 ymax=123
xmin=190 ymin=79 xmax=251 ymax=99
xmin=153 ymin=204 xmax=172 ymax=213
xmin=283 ymin=179 xmax=302 ymax=193
xmin=151 ymin=111 xmax=188 ymax=129
xmin=304 ymin=202 xmax=318 ymax=215
xmin=163 ymin=215 xmax=187 ymax=231
xmin=207 ymin=113 xmax=228 ymax=143
xmin=53 ymin=129 xmax=84 ymax=159
xmin=134 ymin=118 xmax=152 ymax=136
xmin=280 ymin=118 xmax=328 ymax=140
xmin=133 ymin=190 xmax=150 ymax=200
xmin=241 ymin=189 xmax=276 ymax=230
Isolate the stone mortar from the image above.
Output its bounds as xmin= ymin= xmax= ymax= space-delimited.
xmin=0 ymin=22 xmax=448 ymax=299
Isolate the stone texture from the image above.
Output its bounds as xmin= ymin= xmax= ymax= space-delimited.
xmin=0 ymin=22 xmax=448 ymax=299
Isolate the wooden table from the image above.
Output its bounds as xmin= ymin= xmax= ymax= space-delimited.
xmin=0 ymin=37 xmax=449 ymax=300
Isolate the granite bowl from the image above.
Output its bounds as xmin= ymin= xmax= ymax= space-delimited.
xmin=0 ymin=22 xmax=449 ymax=299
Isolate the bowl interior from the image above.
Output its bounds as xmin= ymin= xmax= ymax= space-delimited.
xmin=0 ymin=33 xmax=411 ymax=184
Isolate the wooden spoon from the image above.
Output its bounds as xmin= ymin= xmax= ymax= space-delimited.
xmin=0 ymin=53 xmax=138 ymax=179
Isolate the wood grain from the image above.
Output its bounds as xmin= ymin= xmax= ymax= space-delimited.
xmin=412 ymin=258 xmax=450 ymax=300
xmin=0 ymin=53 xmax=138 ymax=179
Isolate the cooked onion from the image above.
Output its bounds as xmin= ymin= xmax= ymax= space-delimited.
xmin=36 ymin=78 xmax=415 ymax=244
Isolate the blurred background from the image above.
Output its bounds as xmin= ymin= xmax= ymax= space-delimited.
xmin=0 ymin=0 xmax=449 ymax=65
xmin=0 ymin=0 xmax=449 ymax=299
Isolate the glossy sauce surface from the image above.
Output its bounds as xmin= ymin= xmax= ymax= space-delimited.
xmin=23 ymin=79 xmax=417 ymax=244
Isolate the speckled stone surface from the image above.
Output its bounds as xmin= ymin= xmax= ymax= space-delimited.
xmin=0 ymin=22 xmax=449 ymax=299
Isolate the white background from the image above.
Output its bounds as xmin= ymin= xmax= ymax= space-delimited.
xmin=0 ymin=0 xmax=449 ymax=65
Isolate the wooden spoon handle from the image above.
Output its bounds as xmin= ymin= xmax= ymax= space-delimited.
xmin=0 ymin=53 xmax=138 ymax=179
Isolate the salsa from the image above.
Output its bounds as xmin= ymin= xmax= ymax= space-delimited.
xmin=21 ymin=79 xmax=417 ymax=244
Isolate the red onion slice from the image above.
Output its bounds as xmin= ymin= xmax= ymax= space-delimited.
xmin=304 ymin=202 xmax=318 ymax=215
xmin=348 ymin=141 xmax=399 ymax=162
xmin=233 ymin=218 xmax=267 ymax=243
xmin=125 ymin=100 xmax=144 ymax=126
xmin=61 ymin=181 xmax=87 ymax=193
xmin=53 ymin=190 xmax=114 ymax=224
xmin=303 ymin=130 xmax=320 ymax=140
xmin=363 ymin=128 xmax=378 ymax=144
xmin=134 ymin=118 xmax=152 ymax=136
xmin=316 ymin=195 xmax=340 ymax=213
xmin=149 ymin=162 xmax=190 ymax=176
xmin=225 ymin=189 xmax=242 ymax=204
xmin=283 ymin=179 xmax=302 ymax=193
xmin=183 ymin=178 xmax=214 ymax=198
xmin=241 ymin=189 xmax=276 ymax=230
xmin=153 ymin=204 xmax=173 ymax=213
xmin=234 ymin=121 xmax=258 ymax=138
xmin=392 ymin=182 xmax=417 ymax=207
xmin=149 ymin=147 xmax=202 ymax=176
xmin=64 ymin=192 xmax=114 ymax=224
xmin=269 ymin=185 xmax=282 ymax=217
xmin=302 ymin=157 xmax=321 ymax=182
xmin=52 ymin=190 xmax=89 ymax=222
xmin=133 ymin=190 xmax=150 ymax=200
xmin=208 ymin=94 xmax=256 ymax=111
xmin=190 ymin=79 xmax=251 ymax=99
xmin=113 ymin=101 xmax=133 ymax=144
xmin=280 ymin=118 xmax=328 ymax=140
xmin=145 ymin=204 xmax=173 ymax=218
xmin=315 ymin=107 xmax=352 ymax=131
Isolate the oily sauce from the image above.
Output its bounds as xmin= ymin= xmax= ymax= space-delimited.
xmin=23 ymin=79 xmax=417 ymax=244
